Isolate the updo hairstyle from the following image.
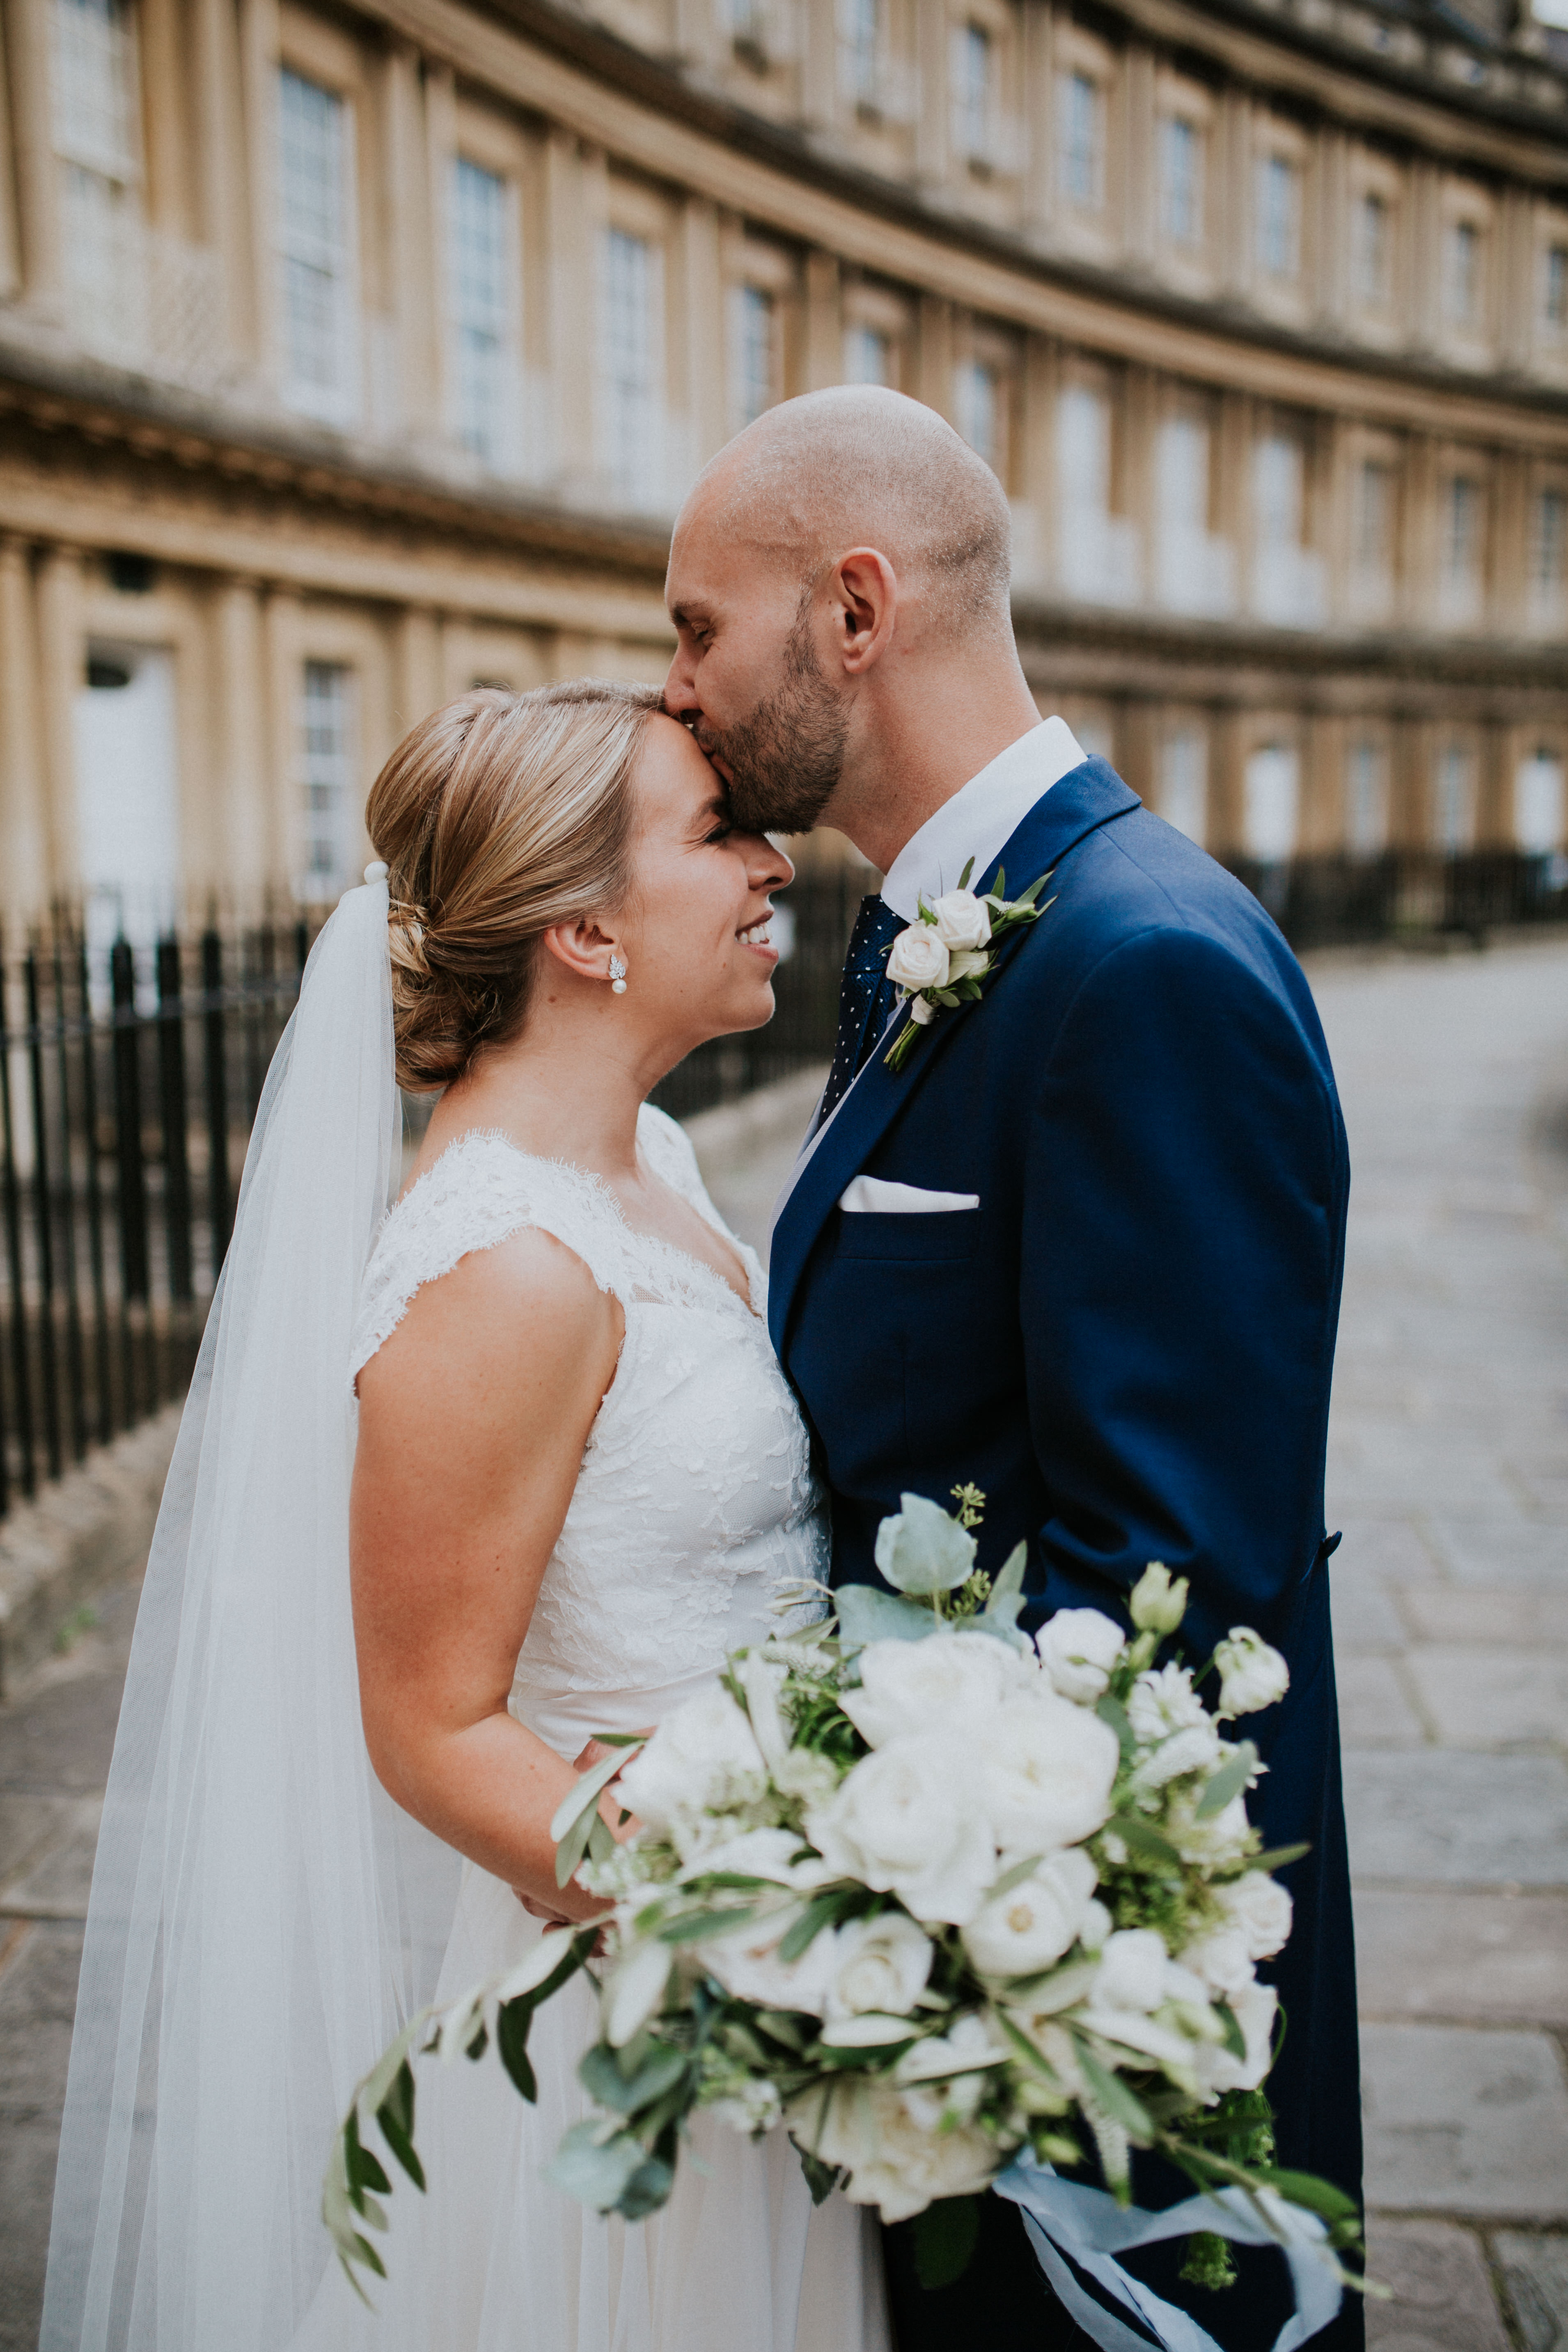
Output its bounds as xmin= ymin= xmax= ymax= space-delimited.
xmin=367 ymin=681 xmax=661 ymax=1092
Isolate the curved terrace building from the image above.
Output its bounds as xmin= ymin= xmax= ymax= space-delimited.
xmin=0 ymin=0 xmax=1565 ymax=922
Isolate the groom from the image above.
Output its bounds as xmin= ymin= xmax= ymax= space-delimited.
xmin=663 ymin=387 xmax=1362 ymax=2352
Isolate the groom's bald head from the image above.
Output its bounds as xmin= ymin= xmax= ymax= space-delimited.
xmin=664 ymin=390 xmax=1019 ymax=833
xmin=686 ymin=386 xmax=1013 ymax=635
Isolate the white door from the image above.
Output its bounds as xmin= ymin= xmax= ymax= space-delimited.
xmin=1244 ymin=743 xmax=1300 ymax=862
xmin=73 ymin=643 xmax=181 ymax=963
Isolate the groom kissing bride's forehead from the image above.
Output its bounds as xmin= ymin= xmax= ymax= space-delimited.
xmin=665 ymin=387 xmax=1363 ymax=2352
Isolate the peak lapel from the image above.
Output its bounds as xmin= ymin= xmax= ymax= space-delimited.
xmin=768 ymin=759 xmax=1140 ymax=1359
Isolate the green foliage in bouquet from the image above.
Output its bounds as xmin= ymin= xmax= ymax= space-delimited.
xmin=325 ymin=1493 xmax=1365 ymax=2309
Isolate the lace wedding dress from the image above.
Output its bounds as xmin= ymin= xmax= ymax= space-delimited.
xmin=295 ymin=1103 xmax=891 ymax=2352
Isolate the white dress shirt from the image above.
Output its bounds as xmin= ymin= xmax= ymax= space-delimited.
xmin=880 ymin=715 xmax=1087 ymax=922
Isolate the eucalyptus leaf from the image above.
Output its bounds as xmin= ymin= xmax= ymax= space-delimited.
xmin=548 ymin=2120 xmax=649 ymax=2211
xmin=1197 ymin=1743 xmax=1259 ymax=1819
xmin=836 ymin=1585 xmax=937 ymax=1647
xmin=982 ymin=1541 xmax=1029 ymax=1631
xmin=656 ymin=1905 xmax=758 ymax=1944
xmin=1214 ymin=2002 xmax=1247 ymax=2061
xmin=1251 ymin=1844 xmax=1310 ymax=1873
xmin=873 ymin=1492 xmax=978 ymax=1596
xmin=911 ymin=2195 xmax=981 ymax=2290
xmin=580 ymin=2041 xmax=689 ymax=2117
xmin=617 ymin=2154 xmax=677 ymax=2220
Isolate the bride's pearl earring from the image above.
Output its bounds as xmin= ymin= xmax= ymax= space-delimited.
xmin=608 ymin=954 xmax=628 ymax=996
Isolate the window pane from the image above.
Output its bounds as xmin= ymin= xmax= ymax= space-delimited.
xmin=1058 ymin=71 xmax=1100 ymax=208
xmin=1346 ymin=738 xmax=1389 ymax=855
xmin=1162 ymin=117 xmax=1201 ymax=247
xmin=50 ymin=0 xmax=139 ymax=177
xmin=843 ymin=323 xmax=890 ymax=385
xmin=1445 ymin=220 xmax=1479 ymax=328
xmin=1434 ymin=743 xmax=1476 ymax=850
xmin=1160 ymin=728 xmax=1207 ymax=844
xmin=602 ymin=227 xmax=658 ymax=501
xmin=1257 ymin=154 xmax=1297 ymax=280
xmin=1244 ymin=743 xmax=1299 ymax=861
xmin=730 ymin=283 xmax=776 ymax=433
xmin=955 ymin=360 xmax=999 ymax=468
xmin=840 ymin=0 xmax=879 ymax=103
xmin=1445 ymin=478 xmax=1479 ymax=584
xmin=451 ymin=157 xmax=510 ymax=464
xmin=1515 ymin=750 xmax=1565 ymax=854
xmin=1535 ymin=489 xmax=1566 ymax=595
xmin=299 ymin=661 xmax=355 ymax=897
xmin=278 ymin=69 xmax=351 ymax=406
xmin=953 ymin=23 xmax=990 ymax=157
xmin=1544 ymin=245 xmax=1568 ymax=332
xmin=1355 ymin=461 xmax=1391 ymax=574
xmin=1356 ymin=192 xmax=1389 ymax=307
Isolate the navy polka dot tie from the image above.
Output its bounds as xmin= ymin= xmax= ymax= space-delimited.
xmin=820 ymin=894 xmax=904 ymax=1119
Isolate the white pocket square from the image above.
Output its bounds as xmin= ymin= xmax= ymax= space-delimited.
xmin=838 ymin=1177 xmax=981 ymax=1214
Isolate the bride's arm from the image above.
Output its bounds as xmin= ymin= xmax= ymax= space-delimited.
xmin=350 ymin=1230 xmax=625 ymax=1922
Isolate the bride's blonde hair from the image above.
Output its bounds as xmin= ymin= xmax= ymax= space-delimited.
xmin=367 ymin=681 xmax=661 ymax=1092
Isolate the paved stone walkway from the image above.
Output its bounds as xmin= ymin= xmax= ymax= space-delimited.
xmin=2 ymin=936 xmax=1565 ymax=2349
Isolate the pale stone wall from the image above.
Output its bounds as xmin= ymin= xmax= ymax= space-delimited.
xmin=0 ymin=0 xmax=1566 ymax=919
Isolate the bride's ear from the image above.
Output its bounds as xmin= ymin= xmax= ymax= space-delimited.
xmin=541 ymin=917 xmax=620 ymax=986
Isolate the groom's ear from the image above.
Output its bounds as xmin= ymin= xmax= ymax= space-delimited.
xmin=830 ymin=548 xmax=897 ymax=676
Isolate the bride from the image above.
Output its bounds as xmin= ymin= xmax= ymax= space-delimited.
xmin=42 ymin=683 xmax=891 ymax=2352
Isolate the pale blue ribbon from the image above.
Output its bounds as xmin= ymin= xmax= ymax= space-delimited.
xmin=993 ymin=2155 xmax=1344 ymax=2352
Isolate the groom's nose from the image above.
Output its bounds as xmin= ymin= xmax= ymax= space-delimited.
xmin=661 ymin=651 xmax=699 ymax=722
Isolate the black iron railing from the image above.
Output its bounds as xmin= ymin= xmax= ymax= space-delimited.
xmin=2 ymin=850 xmax=1563 ymax=1520
xmin=0 ymin=921 xmax=309 ymax=1518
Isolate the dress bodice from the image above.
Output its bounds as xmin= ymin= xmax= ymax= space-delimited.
xmin=350 ymin=1106 xmax=828 ymax=1754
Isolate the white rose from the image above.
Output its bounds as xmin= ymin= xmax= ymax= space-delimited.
xmin=1178 ymin=1923 xmax=1254 ymax=1999
xmin=886 ymin=925 xmax=950 ymax=993
xmin=1092 ymin=1928 xmax=1169 ymax=2014
xmin=1217 ymin=1872 xmax=1293 ymax=1961
xmin=1126 ymin=1661 xmax=1209 ymax=1746
xmin=843 ymin=1629 xmax=1025 ymax=1749
xmin=617 ymin=1687 xmax=767 ymax=1834
xmin=1213 ymin=1629 xmax=1291 ymax=1718
xmin=1192 ymin=1978 xmax=1277 ymax=2098
xmin=962 ymin=1847 xmax=1099 ymax=1979
xmin=823 ymin=1911 xmax=934 ymax=2020
xmin=701 ymin=1898 xmax=836 ymax=2017
xmin=976 ymin=1694 xmax=1120 ymax=1855
xmin=787 ymin=2078 xmax=1000 ymax=2224
xmin=1036 ymin=1610 xmax=1126 ymax=1705
xmin=808 ymin=1734 xmax=996 ymax=1926
xmin=931 ymin=889 xmax=993 ymax=952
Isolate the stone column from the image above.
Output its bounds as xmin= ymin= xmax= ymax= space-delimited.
xmin=5 ymin=0 xmax=63 ymax=309
xmin=915 ymin=294 xmax=954 ymax=422
xmin=1208 ymin=700 xmax=1245 ymax=860
xmin=238 ymin=0 xmax=282 ymax=382
xmin=382 ymin=44 xmax=438 ymax=442
xmin=1016 ymin=333 xmax=1058 ymax=594
xmin=1401 ymin=431 xmax=1437 ymax=633
xmin=1408 ymin=159 xmax=1440 ymax=353
xmin=392 ymin=607 xmax=444 ymax=738
xmin=0 ymin=0 xmax=23 ymax=298
xmin=803 ymin=249 xmax=841 ymax=390
xmin=0 ymin=540 xmax=50 ymax=920
xmin=1121 ymin=362 xmax=1156 ymax=607
xmin=676 ymin=194 xmax=726 ymax=476
xmin=914 ymin=0 xmax=949 ymax=190
xmin=193 ymin=0 xmax=252 ymax=358
xmin=140 ymin=0 xmax=192 ymax=236
xmin=1121 ymin=43 xmax=1157 ymax=270
xmin=1216 ymin=389 xmax=1253 ymax=614
xmin=1021 ymin=3 xmax=1056 ymax=238
xmin=263 ymin=587 xmax=300 ymax=894
xmin=211 ymin=579 xmax=273 ymax=910
xmin=1478 ymin=713 xmax=1511 ymax=849
xmin=799 ymin=0 xmax=836 ymax=131
xmin=546 ymin=132 xmax=600 ymax=490
xmin=423 ymin=63 xmax=456 ymax=446
xmin=33 ymin=544 xmax=83 ymax=896
xmin=1219 ymin=87 xmax=1252 ymax=300
xmin=1316 ymin=126 xmax=1349 ymax=331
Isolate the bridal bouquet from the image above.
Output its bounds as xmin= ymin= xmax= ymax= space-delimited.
xmin=326 ymin=1497 xmax=1361 ymax=2303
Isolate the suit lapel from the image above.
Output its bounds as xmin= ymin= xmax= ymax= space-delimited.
xmin=768 ymin=759 xmax=1139 ymax=1358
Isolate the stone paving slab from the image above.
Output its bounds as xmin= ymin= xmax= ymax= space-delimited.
xmin=1355 ymin=1889 xmax=1568 ymax=2026
xmin=1343 ymin=1751 xmax=1568 ymax=1884
xmin=0 ymin=1797 xmax=100 ymax=1919
xmin=1361 ymin=2025 xmax=1568 ymax=2218
xmin=1364 ymin=2219 xmax=1512 ymax=2352
xmin=1396 ymin=1589 xmax=1568 ymax=1645
xmin=1403 ymin=1649 xmax=1568 ymax=1748
xmin=1336 ymin=1655 xmax=1426 ymax=1749
xmin=1494 ymin=2230 xmax=1568 ymax=2350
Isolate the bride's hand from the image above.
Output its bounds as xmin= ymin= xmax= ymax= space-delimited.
xmin=513 ymin=1740 xmax=641 ymax=1924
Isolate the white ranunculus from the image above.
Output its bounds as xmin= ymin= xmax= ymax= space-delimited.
xmin=871 ymin=1497 xmax=978 ymax=1597
xmin=887 ymin=925 xmax=951 ymax=993
xmin=1217 ymin=1871 xmax=1293 ymax=1961
xmin=1128 ymin=1561 xmax=1190 ymax=1637
xmin=976 ymin=1694 xmax=1120 ymax=1855
xmin=842 ymin=1628 xmax=1024 ymax=1749
xmin=808 ymin=1735 xmax=996 ymax=1926
xmin=823 ymin=1911 xmax=933 ymax=2020
xmin=700 ymin=1898 xmax=836 ymax=2017
xmin=1036 ymin=1609 xmax=1126 ymax=1705
xmin=617 ymin=1687 xmax=767 ymax=1833
xmin=1213 ymin=1629 xmax=1290 ymax=1718
xmin=1192 ymin=1978 xmax=1277 ymax=2098
xmin=1093 ymin=1928 xmax=1170 ymax=2014
xmin=787 ymin=2078 xmax=1000 ymax=2224
xmin=931 ymin=889 xmax=993 ymax=952
xmin=1126 ymin=1661 xmax=1209 ymax=1747
xmin=962 ymin=1847 xmax=1099 ymax=1979
xmin=1179 ymin=1923 xmax=1255 ymax=1999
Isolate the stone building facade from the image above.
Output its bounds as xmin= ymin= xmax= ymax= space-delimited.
xmin=0 ymin=0 xmax=1566 ymax=929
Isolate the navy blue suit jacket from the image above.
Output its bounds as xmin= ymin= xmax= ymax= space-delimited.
xmin=770 ymin=761 xmax=1362 ymax=2351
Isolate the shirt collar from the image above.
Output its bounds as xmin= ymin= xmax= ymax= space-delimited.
xmin=880 ymin=716 xmax=1087 ymax=923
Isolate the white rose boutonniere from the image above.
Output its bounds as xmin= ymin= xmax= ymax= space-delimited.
xmin=884 ymin=857 xmax=1056 ymax=1071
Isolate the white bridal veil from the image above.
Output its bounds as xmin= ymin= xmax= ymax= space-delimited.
xmin=41 ymin=872 xmax=461 ymax=2352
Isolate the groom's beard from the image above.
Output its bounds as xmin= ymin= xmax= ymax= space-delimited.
xmin=699 ymin=608 xmax=848 ymax=837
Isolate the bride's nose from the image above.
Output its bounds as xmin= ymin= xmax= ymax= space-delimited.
xmin=742 ymin=831 xmax=793 ymax=892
